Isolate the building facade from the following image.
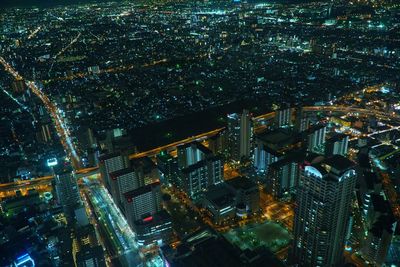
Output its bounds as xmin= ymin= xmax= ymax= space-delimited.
xmin=292 ymin=155 xmax=356 ymax=266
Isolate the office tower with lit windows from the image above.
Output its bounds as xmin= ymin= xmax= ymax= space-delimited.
xmin=54 ymin=164 xmax=82 ymax=222
xmin=156 ymin=152 xmax=178 ymax=184
xmin=109 ymin=167 xmax=145 ymax=209
xmin=123 ymin=181 xmax=172 ymax=246
xmin=99 ymin=152 xmax=129 ymax=190
xmin=292 ymin=155 xmax=356 ymax=267
xmin=123 ymin=181 xmax=162 ymax=227
xmin=227 ymin=109 xmax=253 ymax=162
xmin=267 ymin=152 xmax=304 ymax=199
xmin=275 ymin=108 xmax=292 ymax=128
xmin=305 ymin=124 xmax=326 ymax=153
xmin=325 ymin=133 xmax=349 ymax=157
xmin=180 ymin=155 xmax=223 ymax=198
xmin=176 ymin=142 xmax=223 ymax=198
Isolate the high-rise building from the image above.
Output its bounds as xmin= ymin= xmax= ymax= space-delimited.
xmin=254 ymin=145 xmax=283 ymax=175
xmin=267 ymin=152 xmax=305 ymax=199
xmin=180 ymin=156 xmax=223 ymax=198
xmin=175 ymin=142 xmax=223 ymax=198
xmin=54 ymin=164 xmax=82 ymax=222
xmin=253 ymin=129 xmax=299 ymax=175
xmin=123 ymin=181 xmax=162 ymax=228
xmin=156 ymin=151 xmax=178 ymax=184
xmin=40 ymin=123 xmax=52 ymax=143
xmin=361 ymin=215 xmax=396 ymax=266
xmin=208 ymin=130 xmax=227 ymax=155
xmin=325 ymin=133 xmax=349 ymax=157
xmin=227 ymin=110 xmax=253 ymax=162
xmin=295 ymin=106 xmax=311 ymax=133
xmin=109 ymin=167 xmax=145 ymax=208
xmin=131 ymin=156 xmax=161 ymax=185
xmin=305 ymin=124 xmax=326 ymax=153
xmin=177 ymin=142 xmax=210 ymax=169
xmin=99 ymin=152 xmax=128 ymax=190
xmin=292 ymin=155 xmax=356 ymax=266
xmin=275 ymin=108 xmax=292 ymax=128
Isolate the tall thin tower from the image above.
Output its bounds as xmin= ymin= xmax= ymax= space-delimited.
xmin=292 ymin=155 xmax=356 ymax=266
xmin=227 ymin=109 xmax=252 ymax=162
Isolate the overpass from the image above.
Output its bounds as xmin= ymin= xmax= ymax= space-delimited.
xmin=1 ymin=105 xmax=399 ymax=194
xmin=0 ymin=167 xmax=99 ymax=194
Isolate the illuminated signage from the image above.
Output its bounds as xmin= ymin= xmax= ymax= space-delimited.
xmin=143 ymin=216 xmax=153 ymax=222
xmin=46 ymin=158 xmax=58 ymax=167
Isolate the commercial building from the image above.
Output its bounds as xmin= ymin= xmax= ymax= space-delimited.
xmin=203 ymin=176 xmax=260 ymax=223
xmin=123 ymin=181 xmax=162 ymax=228
xmin=76 ymin=246 xmax=106 ymax=267
xmin=133 ymin=210 xmax=173 ymax=247
xmin=203 ymin=185 xmax=236 ymax=224
xmin=74 ymin=225 xmax=106 ymax=267
xmin=292 ymin=155 xmax=356 ymax=266
xmin=225 ymin=176 xmax=260 ymax=215
xmin=54 ymin=164 xmax=81 ymax=223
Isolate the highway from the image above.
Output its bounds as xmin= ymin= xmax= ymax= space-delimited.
xmin=1 ymin=101 xmax=400 ymax=193
xmin=0 ymin=167 xmax=99 ymax=193
xmin=0 ymin=56 xmax=80 ymax=168
xmin=129 ymin=127 xmax=225 ymax=159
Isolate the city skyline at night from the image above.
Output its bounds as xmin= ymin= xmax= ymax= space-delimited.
xmin=0 ymin=0 xmax=399 ymax=266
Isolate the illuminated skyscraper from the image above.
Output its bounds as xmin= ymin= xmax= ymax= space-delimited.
xmin=176 ymin=142 xmax=223 ymax=198
xmin=180 ymin=156 xmax=223 ymax=198
xmin=292 ymin=155 xmax=356 ymax=266
xmin=227 ymin=109 xmax=253 ymax=162
xmin=54 ymin=163 xmax=81 ymax=222
xmin=99 ymin=152 xmax=128 ymax=190
xmin=109 ymin=167 xmax=145 ymax=208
